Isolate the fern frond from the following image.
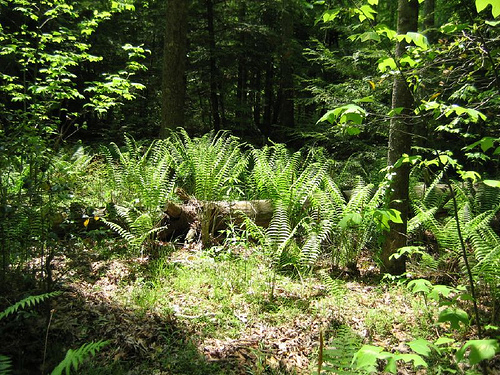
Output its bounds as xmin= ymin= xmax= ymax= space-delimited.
xmin=0 ymin=291 xmax=61 ymax=321
xmin=101 ymin=217 xmax=136 ymax=244
xmin=0 ymin=354 xmax=12 ymax=375
xmin=267 ymin=201 xmax=291 ymax=247
xmin=50 ymin=340 xmax=109 ymax=375
xmin=318 ymin=270 xmax=346 ymax=299
xmin=301 ymin=219 xmax=334 ymax=269
xmin=321 ymin=325 xmax=362 ymax=375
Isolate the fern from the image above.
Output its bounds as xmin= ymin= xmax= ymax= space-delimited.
xmin=102 ymin=206 xmax=166 ymax=254
xmin=318 ymin=270 xmax=346 ymax=299
xmin=320 ymin=325 xmax=363 ymax=375
xmin=102 ymin=135 xmax=175 ymax=213
xmin=0 ymin=355 xmax=12 ymax=375
xmin=300 ymin=219 xmax=334 ymax=269
xmin=0 ymin=291 xmax=61 ymax=321
xmin=168 ymin=129 xmax=249 ymax=201
xmin=50 ymin=340 xmax=109 ymax=375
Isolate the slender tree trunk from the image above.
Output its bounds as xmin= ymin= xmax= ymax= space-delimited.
xmin=236 ymin=1 xmax=247 ymax=129
xmin=206 ymin=0 xmax=221 ymax=131
xmin=262 ymin=60 xmax=273 ymax=138
xmin=160 ymin=0 xmax=188 ymax=138
xmin=278 ymin=0 xmax=294 ymax=128
xmin=380 ymin=0 xmax=419 ymax=275
xmin=253 ymin=68 xmax=262 ymax=130
xmin=423 ymin=0 xmax=436 ymax=42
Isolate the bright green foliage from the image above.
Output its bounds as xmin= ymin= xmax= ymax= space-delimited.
xmin=50 ymin=340 xmax=109 ymax=375
xmin=456 ymin=339 xmax=500 ymax=365
xmin=0 ymin=0 xmax=145 ymax=132
xmin=320 ymin=325 xmax=363 ymax=374
xmin=0 ymin=291 xmax=61 ymax=320
xmin=438 ymin=307 xmax=470 ymax=330
xmin=476 ymin=0 xmax=500 ymax=17
xmin=102 ymin=135 xmax=175 ymax=212
xmin=101 ymin=135 xmax=175 ymax=253
xmin=169 ymin=129 xmax=249 ymax=201
xmin=353 ymin=344 xmax=427 ymax=374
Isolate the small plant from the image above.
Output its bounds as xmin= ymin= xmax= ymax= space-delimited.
xmin=0 ymin=292 xmax=109 ymax=375
xmin=50 ymin=340 xmax=110 ymax=375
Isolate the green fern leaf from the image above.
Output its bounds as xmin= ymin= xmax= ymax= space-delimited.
xmin=0 ymin=291 xmax=61 ymax=321
xmin=51 ymin=340 xmax=109 ymax=375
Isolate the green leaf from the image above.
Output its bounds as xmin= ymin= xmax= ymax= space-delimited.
xmin=458 ymin=170 xmax=481 ymax=183
xmin=339 ymin=212 xmax=363 ymax=228
xmin=378 ymin=57 xmax=397 ymax=72
xmin=375 ymin=25 xmax=397 ymax=40
xmin=408 ymin=339 xmax=433 ymax=357
xmin=317 ymin=109 xmax=336 ymax=124
xmin=486 ymin=20 xmax=500 ymax=26
xmin=428 ymin=285 xmax=454 ymax=301
xmin=396 ymin=32 xmax=429 ymax=49
xmin=438 ymin=307 xmax=469 ymax=329
xmin=353 ymin=345 xmax=385 ymax=372
xmin=356 ymin=5 xmax=377 ymax=22
xmin=322 ymin=9 xmax=341 ymax=23
xmin=353 ymin=96 xmax=374 ymax=103
xmin=445 ymin=105 xmax=487 ymax=122
xmin=359 ymin=31 xmax=381 ymax=42
xmin=435 ymin=337 xmax=455 ymax=346
xmin=400 ymin=55 xmax=418 ymax=68
xmin=317 ymin=104 xmax=366 ymax=126
xmin=407 ymin=279 xmax=432 ymax=294
xmin=476 ymin=0 xmax=500 ymax=18
xmin=456 ymin=339 xmax=499 ymax=365
xmin=484 ymin=180 xmax=500 ymax=188
xmin=394 ymin=353 xmax=428 ymax=368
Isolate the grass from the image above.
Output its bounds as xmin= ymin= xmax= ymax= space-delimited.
xmin=64 ymin=243 xmax=434 ymax=374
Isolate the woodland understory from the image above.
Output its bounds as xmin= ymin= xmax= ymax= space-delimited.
xmin=1 ymin=0 xmax=500 ymax=374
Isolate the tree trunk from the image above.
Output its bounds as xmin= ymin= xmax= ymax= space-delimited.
xmin=423 ymin=0 xmax=436 ymax=42
xmin=380 ymin=0 xmax=419 ymax=275
xmin=236 ymin=1 xmax=248 ymax=130
xmin=160 ymin=0 xmax=188 ymax=138
xmin=278 ymin=0 xmax=294 ymax=128
xmin=262 ymin=59 xmax=274 ymax=138
xmin=206 ymin=0 xmax=221 ymax=131
xmin=253 ymin=68 xmax=262 ymax=131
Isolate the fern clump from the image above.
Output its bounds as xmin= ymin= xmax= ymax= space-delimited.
xmin=168 ymin=129 xmax=249 ymax=201
xmin=319 ymin=325 xmax=363 ymax=375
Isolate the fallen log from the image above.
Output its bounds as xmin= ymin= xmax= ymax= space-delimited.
xmin=160 ymin=199 xmax=274 ymax=246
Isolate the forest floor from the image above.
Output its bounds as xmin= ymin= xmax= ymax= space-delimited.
xmin=1 ymin=240 xmax=488 ymax=374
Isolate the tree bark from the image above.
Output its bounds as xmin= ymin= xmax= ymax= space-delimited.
xmin=160 ymin=0 xmax=188 ymax=138
xmin=278 ymin=0 xmax=294 ymax=128
xmin=423 ymin=0 xmax=436 ymax=43
xmin=206 ymin=0 xmax=221 ymax=131
xmin=262 ymin=59 xmax=274 ymax=138
xmin=380 ymin=0 xmax=419 ymax=275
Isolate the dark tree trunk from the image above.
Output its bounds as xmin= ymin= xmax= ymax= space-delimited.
xmin=423 ymin=0 xmax=436 ymax=42
xmin=160 ymin=0 xmax=188 ymax=138
xmin=206 ymin=0 xmax=221 ymax=131
xmin=278 ymin=0 xmax=294 ymax=128
xmin=380 ymin=0 xmax=419 ymax=275
xmin=262 ymin=60 xmax=274 ymax=138
xmin=236 ymin=1 xmax=248 ymax=129
xmin=252 ymin=68 xmax=262 ymax=130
